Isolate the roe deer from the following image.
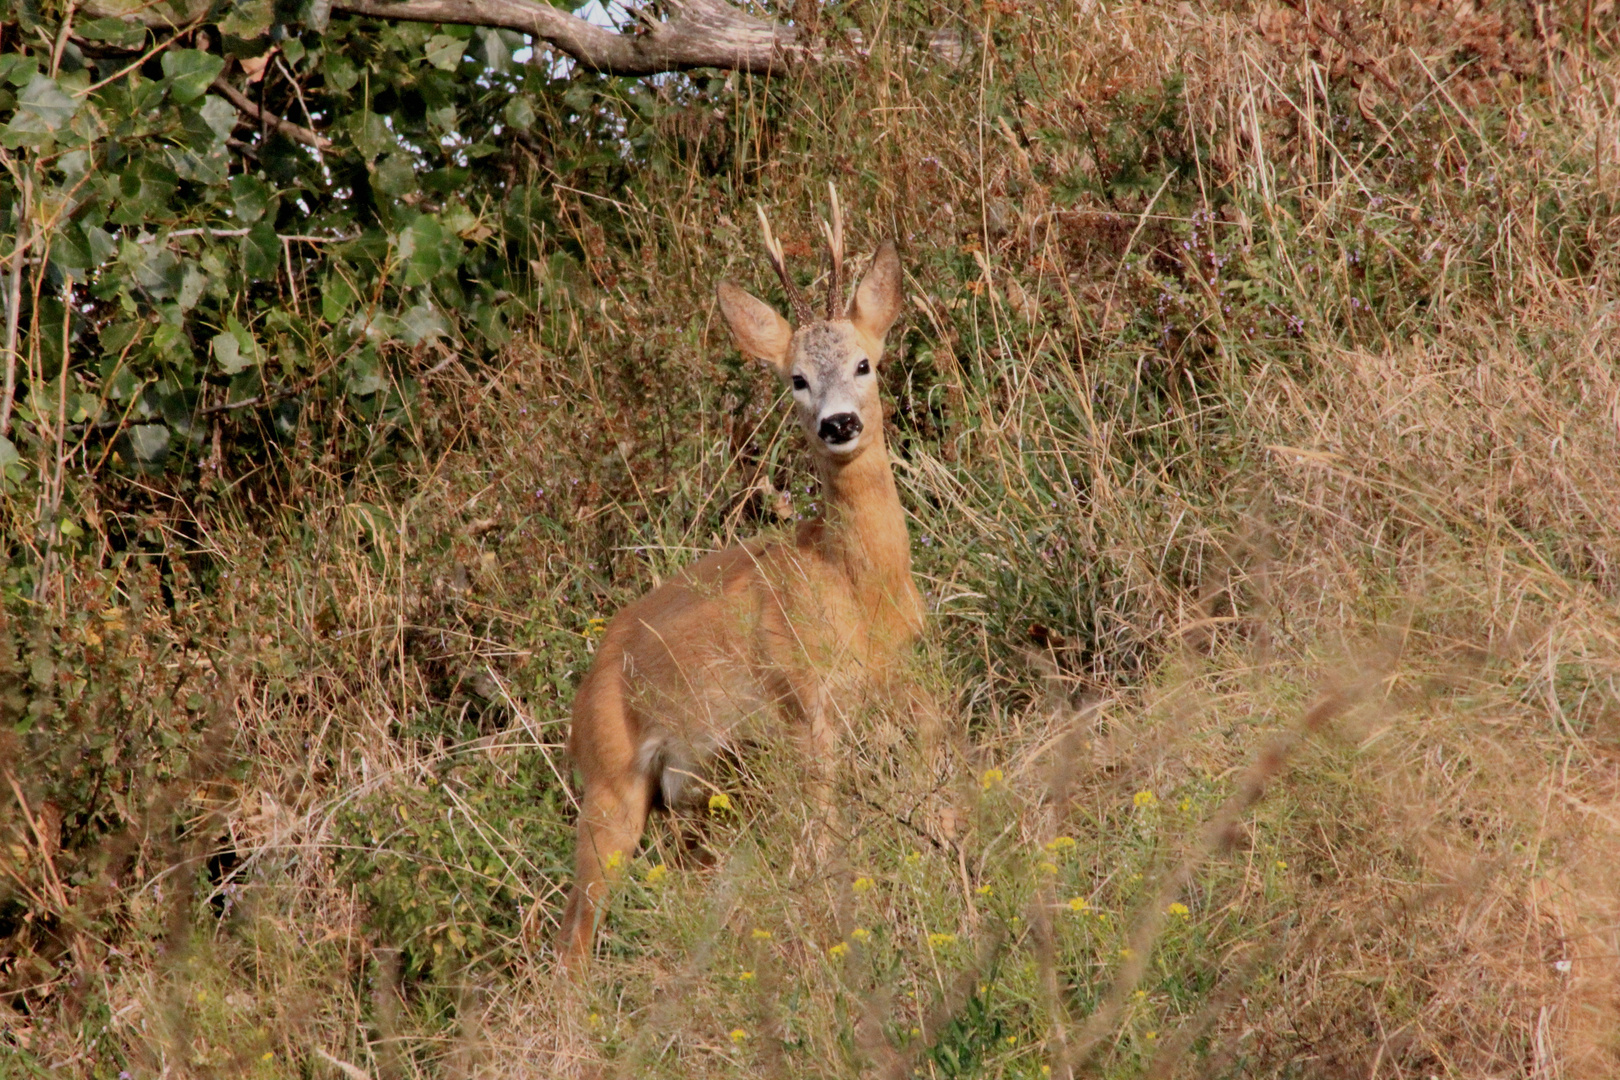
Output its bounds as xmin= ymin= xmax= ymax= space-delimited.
xmin=557 ymin=196 xmax=922 ymax=965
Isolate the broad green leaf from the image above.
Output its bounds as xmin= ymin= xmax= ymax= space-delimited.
xmin=503 ymin=95 xmax=534 ymax=132
xmin=0 ymin=56 xmax=39 ymax=88
xmin=399 ymin=304 xmax=449 ymax=345
xmin=3 ymin=74 xmax=78 ymax=147
xmin=124 ymin=423 xmax=170 ymax=465
xmin=161 ymin=50 xmax=225 ymax=105
xmin=242 ymin=220 xmax=280 ymax=281
xmin=424 ymin=34 xmax=465 ymax=72
xmin=177 ymin=263 xmax=207 ymax=312
xmin=229 ymin=174 xmax=272 ymax=223
xmin=0 ymin=436 xmax=18 ymax=468
xmin=320 ymin=271 xmax=357 ymax=322
xmin=397 ymin=215 xmax=448 ymax=286
xmin=218 ymin=0 xmax=275 ymax=38
xmin=77 ymin=17 xmax=148 ymax=48
xmin=373 ymin=152 xmax=416 ymax=197
xmin=350 ymin=110 xmax=394 ymax=159
xmin=199 ymin=95 xmax=237 ymax=143
xmin=212 ymin=331 xmax=249 ymax=374
xmin=345 ymin=352 xmax=382 ymax=397
xmin=323 ymin=52 xmax=359 ymax=93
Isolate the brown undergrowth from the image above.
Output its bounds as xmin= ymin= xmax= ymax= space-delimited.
xmin=4 ymin=0 xmax=1620 ymax=1076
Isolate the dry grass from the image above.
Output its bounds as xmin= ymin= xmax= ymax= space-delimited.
xmin=5 ymin=0 xmax=1620 ymax=1076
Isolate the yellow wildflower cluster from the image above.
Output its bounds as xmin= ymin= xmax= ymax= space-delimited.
xmin=828 ymin=942 xmax=850 ymax=960
xmin=1044 ymin=835 xmax=1077 ymax=853
xmin=708 ymin=792 xmax=732 ymax=813
xmin=643 ymin=863 xmax=668 ymax=885
xmin=852 ymin=875 xmax=875 ymax=893
xmin=850 ymin=928 xmax=871 ymax=943
xmin=1133 ymin=790 xmax=1157 ymax=808
xmin=980 ymin=768 xmax=1005 ymax=791
xmin=927 ymin=932 xmax=957 ymax=948
xmin=1166 ymin=902 xmax=1190 ymax=917
xmin=750 ymin=928 xmax=772 ymax=941
xmin=1067 ymin=896 xmax=1089 ymax=912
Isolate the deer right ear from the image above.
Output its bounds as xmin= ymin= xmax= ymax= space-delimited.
xmin=718 ymin=281 xmax=794 ymax=378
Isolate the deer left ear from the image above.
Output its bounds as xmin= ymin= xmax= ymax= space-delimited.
xmin=718 ymin=281 xmax=794 ymax=378
xmin=848 ymin=241 xmax=903 ymax=346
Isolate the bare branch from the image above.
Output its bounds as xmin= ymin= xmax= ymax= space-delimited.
xmin=329 ymin=0 xmax=807 ymax=76
xmin=210 ymin=77 xmax=332 ymax=151
xmin=76 ymin=0 xmax=966 ymax=78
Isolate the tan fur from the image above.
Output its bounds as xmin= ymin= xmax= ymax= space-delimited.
xmin=557 ymin=238 xmax=921 ymax=966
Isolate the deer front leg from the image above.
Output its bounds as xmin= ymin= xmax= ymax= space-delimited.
xmin=557 ymin=773 xmax=652 ymax=969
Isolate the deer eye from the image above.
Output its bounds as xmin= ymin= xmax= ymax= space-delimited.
xmin=855 ymin=358 xmax=871 ymax=376
xmin=791 ymin=375 xmax=809 ymax=392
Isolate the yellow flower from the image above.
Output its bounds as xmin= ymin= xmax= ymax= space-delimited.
xmin=1005 ymin=1034 xmax=1018 ymax=1045
xmin=1275 ymin=859 xmax=1288 ymax=870
xmin=1044 ymin=835 xmax=1077 ymax=853
xmin=853 ymin=875 xmax=875 ymax=893
xmin=1167 ymin=902 xmax=1190 ymax=918
xmin=1178 ymin=798 xmax=1191 ymax=813
xmin=261 ymin=1051 xmax=274 ymax=1061
xmin=980 ymin=767 xmax=1005 ymax=791
xmin=1067 ymin=896 xmax=1089 ymax=912
xmin=708 ymin=792 xmax=732 ymax=813
xmin=583 ymin=617 xmax=608 ymax=639
xmin=739 ymin=970 xmax=755 ymax=981
xmin=1133 ymin=790 xmax=1157 ymax=808
xmin=1133 ymin=989 xmax=1146 ymax=1000
xmin=604 ymin=850 xmax=624 ymax=871
xmin=587 ymin=1012 xmax=602 ymax=1027
xmin=1119 ymin=947 xmax=1134 ymax=959
xmin=1042 ymin=1068 xmax=1053 ymax=1078
xmin=1038 ymin=861 xmax=1059 ymax=875
xmin=975 ymin=883 xmax=993 ymax=896
xmin=644 ymin=863 xmax=668 ymax=884
xmin=927 ymin=932 xmax=957 ymax=948
xmin=905 ymin=851 xmax=922 ymax=866
xmin=850 ymin=927 xmax=871 ymax=942
xmin=750 ymin=928 xmax=772 ymax=941
xmin=909 ymin=1027 xmax=921 ymax=1036
xmin=729 ymin=1028 xmax=748 ymax=1044
xmin=828 ymin=942 xmax=850 ymax=959
xmin=1145 ymin=1030 xmax=1158 ymax=1041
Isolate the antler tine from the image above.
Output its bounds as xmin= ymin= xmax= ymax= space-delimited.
xmin=756 ymin=203 xmax=812 ymax=326
xmin=819 ymin=183 xmax=845 ymax=320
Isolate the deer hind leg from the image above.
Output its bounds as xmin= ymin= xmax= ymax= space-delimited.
xmin=558 ymin=767 xmax=653 ymax=968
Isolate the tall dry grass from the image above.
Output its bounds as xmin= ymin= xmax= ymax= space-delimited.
xmin=5 ymin=0 xmax=1620 ymax=1076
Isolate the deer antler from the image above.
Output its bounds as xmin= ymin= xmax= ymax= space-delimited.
xmin=756 ymin=204 xmax=813 ymax=326
xmin=819 ymin=183 xmax=844 ymax=320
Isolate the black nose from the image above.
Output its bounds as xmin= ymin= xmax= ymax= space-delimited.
xmin=818 ymin=413 xmax=863 ymax=444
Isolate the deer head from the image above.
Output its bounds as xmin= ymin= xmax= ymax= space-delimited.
xmin=717 ymin=192 xmax=904 ymax=465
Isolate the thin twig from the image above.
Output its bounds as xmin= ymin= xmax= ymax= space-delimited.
xmin=210 ymin=77 xmax=332 ymax=150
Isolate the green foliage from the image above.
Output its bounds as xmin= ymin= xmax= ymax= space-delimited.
xmin=332 ymin=758 xmax=573 ymax=979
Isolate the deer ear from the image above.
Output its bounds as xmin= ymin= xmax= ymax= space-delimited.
xmin=847 ymin=241 xmax=903 ymax=345
xmin=718 ymin=281 xmax=794 ymax=378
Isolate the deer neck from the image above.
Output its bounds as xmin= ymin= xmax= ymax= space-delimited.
xmin=815 ymin=435 xmax=916 ymax=627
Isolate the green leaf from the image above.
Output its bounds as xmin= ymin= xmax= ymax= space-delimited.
xmin=323 ymin=52 xmax=360 ymax=94
xmin=320 ymin=271 xmax=357 ymax=322
xmin=3 ymin=74 xmax=78 ymax=147
xmin=229 ymin=174 xmax=272 ymax=223
xmin=123 ymin=423 xmax=171 ymax=466
xmin=397 ymin=214 xmax=448 ymax=287
xmin=373 ymin=152 xmax=416 ymax=197
xmin=218 ymin=0 xmax=274 ymax=38
xmin=242 ymin=220 xmax=279 ymax=281
xmin=199 ymin=95 xmax=237 ymax=144
xmin=213 ymin=332 xmax=247 ymax=374
xmin=345 ymin=351 xmax=382 ymax=397
xmin=161 ymin=50 xmax=226 ymax=105
xmin=0 ymin=436 xmax=18 ymax=468
xmin=0 ymin=56 xmax=40 ymax=88
xmin=350 ymin=110 xmax=394 ymax=160
xmin=424 ymin=34 xmax=466 ymax=72
xmin=503 ymin=95 xmax=534 ymax=132
xmin=77 ymin=17 xmax=149 ymax=48
xmin=400 ymin=304 xmax=449 ymax=345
